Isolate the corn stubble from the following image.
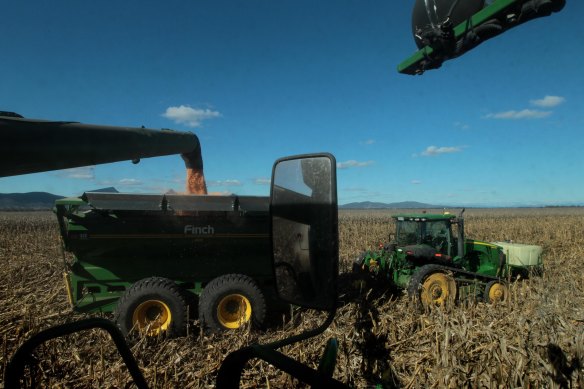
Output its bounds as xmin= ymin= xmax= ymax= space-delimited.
xmin=0 ymin=209 xmax=583 ymax=388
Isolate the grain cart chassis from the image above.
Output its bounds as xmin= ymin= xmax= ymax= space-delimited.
xmin=56 ymin=191 xmax=275 ymax=336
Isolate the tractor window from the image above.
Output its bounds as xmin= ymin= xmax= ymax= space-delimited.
xmin=395 ymin=219 xmax=451 ymax=255
xmin=395 ymin=221 xmax=419 ymax=245
xmin=422 ymin=220 xmax=451 ymax=254
xmin=424 ymin=221 xmax=449 ymax=239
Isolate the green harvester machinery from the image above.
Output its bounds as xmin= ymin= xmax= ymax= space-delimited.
xmin=2 ymin=0 xmax=567 ymax=383
xmin=1 ymin=112 xmax=278 ymax=337
xmin=399 ymin=0 xmax=565 ymax=75
xmin=56 ymin=191 xmax=274 ymax=336
xmin=353 ymin=210 xmax=543 ymax=308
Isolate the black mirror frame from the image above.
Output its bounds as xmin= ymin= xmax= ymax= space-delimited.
xmin=269 ymin=152 xmax=339 ymax=311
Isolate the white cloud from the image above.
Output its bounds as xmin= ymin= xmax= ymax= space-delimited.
xmin=162 ymin=105 xmax=221 ymax=127
xmin=360 ymin=139 xmax=375 ymax=145
xmin=118 ymin=178 xmax=142 ymax=186
xmin=254 ymin=178 xmax=271 ymax=185
xmin=484 ymin=109 xmax=551 ymax=120
xmin=57 ymin=166 xmax=95 ymax=179
xmin=453 ymin=121 xmax=470 ymax=130
xmin=420 ymin=146 xmax=462 ymax=157
xmin=530 ymin=95 xmax=565 ymax=108
xmin=337 ymin=160 xmax=374 ymax=169
xmin=483 ymin=95 xmax=563 ymax=122
xmin=411 ymin=180 xmax=422 ymax=185
xmin=208 ymin=179 xmax=242 ymax=187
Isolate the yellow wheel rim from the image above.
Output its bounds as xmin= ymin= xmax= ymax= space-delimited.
xmin=420 ymin=273 xmax=456 ymax=308
xmin=488 ymin=283 xmax=508 ymax=303
xmin=217 ymin=294 xmax=252 ymax=329
xmin=132 ymin=300 xmax=172 ymax=336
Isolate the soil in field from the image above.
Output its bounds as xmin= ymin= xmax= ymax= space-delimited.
xmin=0 ymin=209 xmax=583 ymax=388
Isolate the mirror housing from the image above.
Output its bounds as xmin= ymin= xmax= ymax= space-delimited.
xmin=216 ymin=153 xmax=343 ymax=388
xmin=270 ymin=153 xmax=338 ymax=311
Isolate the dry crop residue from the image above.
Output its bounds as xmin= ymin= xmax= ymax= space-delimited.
xmin=1 ymin=208 xmax=583 ymax=388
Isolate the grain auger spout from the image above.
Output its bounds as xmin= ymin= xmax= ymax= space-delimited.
xmin=0 ymin=111 xmax=207 ymax=194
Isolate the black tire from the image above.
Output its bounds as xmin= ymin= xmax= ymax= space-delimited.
xmin=407 ymin=264 xmax=443 ymax=297
xmin=199 ymin=274 xmax=266 ymax=332
xmin=483 ymin=280 xmax=508 ymax=304
xmin=407 ymin=264 xmax=456 ymax=309
xmin=114 ymin=277 xmax=188 ymax=338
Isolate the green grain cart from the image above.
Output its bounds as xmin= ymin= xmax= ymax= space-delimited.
xmin=2 ymin=112 xmax=277 ymax=337
xmin=56 ymin=191 xmax=274 ymax=337
xmin=353 ymin=211 xmax=543 ymax=308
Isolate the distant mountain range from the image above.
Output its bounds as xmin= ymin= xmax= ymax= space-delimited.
xmin=339 ymin=201 xmax=442 ymax=209
xmin=0 ymin=188 xmax=119 ymax=210
xmin=3 ymin=192 xmax=577 ymax=210
xmin=0 ymin=192 xmax=445 ymax=210
xmin=0 ymin=192 xmax=64 ymax=210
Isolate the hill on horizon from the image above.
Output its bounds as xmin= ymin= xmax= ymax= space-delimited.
xmin=0 ymin=187 xmax=126 ymax=210
xmin=0 ymin=192 xmax=64 ymax=210
xmin=4 ymin=192 xmax=579 ymax=210
xmin=1 ymin=192 xmax=443 ymax=211
xmin=340 ymin=201 xmax=443 ymax=209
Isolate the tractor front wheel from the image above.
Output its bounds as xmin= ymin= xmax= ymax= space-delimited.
xmin=199 ymin=274 xmax=266 ymax=332
xmin=114 ymin=277 xmax=188 ymax=338
xmin=484 ymin=280 xmax=508 ymax=303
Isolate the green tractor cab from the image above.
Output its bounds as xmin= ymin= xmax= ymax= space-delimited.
xmin=354 ymin=211 xmax=543 ymax=308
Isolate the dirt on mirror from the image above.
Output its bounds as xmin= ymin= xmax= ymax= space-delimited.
xmin=1 ymin=208 xmax=583 ymax=388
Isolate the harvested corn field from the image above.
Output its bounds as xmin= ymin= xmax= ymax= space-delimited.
xmin=1 ymin=208 xmax=583 ymax=388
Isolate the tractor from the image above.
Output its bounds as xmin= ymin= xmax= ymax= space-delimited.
xmin=353 ymin=210 xmax=543 ymax=308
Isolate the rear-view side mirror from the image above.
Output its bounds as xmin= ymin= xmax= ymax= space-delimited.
xmin=270 ymin=153 xmax=338 ymax=311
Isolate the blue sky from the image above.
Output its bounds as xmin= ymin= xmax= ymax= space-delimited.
xmin=1 ymin=1 xmax=582 ymax=207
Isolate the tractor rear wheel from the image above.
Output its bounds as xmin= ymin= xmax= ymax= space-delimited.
xmin=114 ymin=277 xmax=188 ymax=337
xmin=199 ymin=274 xmax=266 ymax=332
xmin=409 ymin=265 xmax=456 ymax=309
xmin=484 ymin=280 xmax=508 ymax=303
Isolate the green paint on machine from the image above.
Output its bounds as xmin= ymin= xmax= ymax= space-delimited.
xmin=354 ymin=210 xmax=543 ymax=307
xmin=56 ymin=191 xmax=275 ymax=335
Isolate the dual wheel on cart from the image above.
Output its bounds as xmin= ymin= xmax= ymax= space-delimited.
xmin=113 ymin=274 xmax=266 ymax=337
xmin=408 ymin=265 xmax=508 ymax=309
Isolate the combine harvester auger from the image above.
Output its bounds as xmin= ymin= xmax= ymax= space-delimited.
xmin=399 ymin=0 xmax=566 ymax=75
